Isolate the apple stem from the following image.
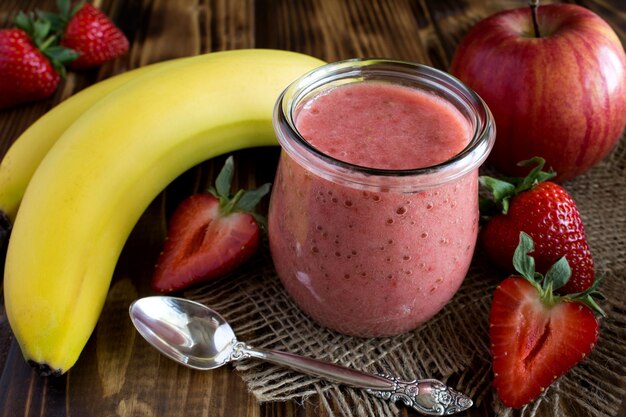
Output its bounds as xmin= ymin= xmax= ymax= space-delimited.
xmin=529 ymin=0 xmax=541 ymax=38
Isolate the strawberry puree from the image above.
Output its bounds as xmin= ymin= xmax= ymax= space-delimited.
xmin=296 ymin=82 xmax=471 ymax=169
xmin=269 ymin=81 xmax=479 ymax=337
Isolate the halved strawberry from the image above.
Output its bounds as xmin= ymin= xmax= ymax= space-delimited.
xmin=490 ymin=232 xmax=605 ymax=408
xmin=151 ymin=156 xmax=270 ymax=293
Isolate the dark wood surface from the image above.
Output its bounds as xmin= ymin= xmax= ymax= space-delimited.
xmin=1 ymin=1 xmax=625 ymax=416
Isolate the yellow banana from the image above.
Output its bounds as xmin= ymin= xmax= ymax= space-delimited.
xmin=0 ymin=56 xmax=223 ymax=223
xmin=4 ymin=49 xmax=324 ymax=375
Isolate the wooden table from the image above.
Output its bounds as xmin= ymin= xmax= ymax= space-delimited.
xmin=1 ymin=1 xmax=625 ymax=416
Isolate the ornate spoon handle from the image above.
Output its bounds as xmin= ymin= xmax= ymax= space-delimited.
xmin=366 ymin=376 xmax=473 ymax=416
xmin=230 ymin=341 xmax=472 ymax=415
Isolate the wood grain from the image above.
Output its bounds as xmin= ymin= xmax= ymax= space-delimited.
xmin=1 ymin=1 xmax=625 ymax=416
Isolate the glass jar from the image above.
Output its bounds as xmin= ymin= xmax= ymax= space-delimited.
xmin=268 ymin=59 xmax=495 ymax=337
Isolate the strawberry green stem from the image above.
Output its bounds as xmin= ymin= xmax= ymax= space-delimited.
xmin=542 ymin=280 xmax=556 ymax=306
xmin=39 ymin=34 xmax=57 ymax=50
xmin=221 ymin=189 xmax=246 ymax=215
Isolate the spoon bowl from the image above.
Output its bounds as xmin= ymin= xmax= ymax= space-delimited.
xmin=129 ymin=296 xmax=236 ymax=370
xmin=129 ymin=296 xmax=473 ymax=416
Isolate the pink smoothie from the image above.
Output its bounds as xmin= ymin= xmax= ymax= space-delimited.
xmin=268 ymin=81 xmax=478 ymax=337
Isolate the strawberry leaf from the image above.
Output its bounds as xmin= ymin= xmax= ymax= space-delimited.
xmin=12 ymin=10 xmax=77 ymax=77
xmin=55 ymin=0 xmax=85 ymax=20
xmin=56 ymin=0 xmax=71 ymax=17
xmin=44 ymin=45 xmax=80 ymax=77
xmin=515 ymin=157 xmax=556 ymax=191
xmin=584 ymin=297 xmax=605 ymax=317
xmin=14 ymin=12 xmax=33 ymax=33
xmin=33 ymin=19 xmax=51 ymax=43
xmin=513 ymin=232 xmax=536 ymax=281
xmin=568 ymin=273 xmax=607 ymax=317
xmin=45 ymin=45 xmax=80 ymax=62
xmin=14 ymin=11 xmax=54 ymax=48
xmin=479 ymin=176 xmax=516 ymax=214
xmin=591 ymin=292 xmax=607 ymax=301
xmin=237 ymin=183 xmax=271 ymax=212
xmin=544 ymin=256 xmax=571 ymax=291
xmin=37 ymin=0 xmax=83 ymax=34
xmin=37 ymin=10 xmax=67 ymax=33
xmin=214 ymin=156 xmax=235 ymax=199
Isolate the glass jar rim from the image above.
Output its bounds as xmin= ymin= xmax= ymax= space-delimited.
xmin=273 ymin=58 xmax=496 ymax=191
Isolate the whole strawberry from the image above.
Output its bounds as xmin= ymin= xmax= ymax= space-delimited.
xmin=490 ymin=232 xmax=604 ymax=408
xmin=0 ymin=28 xmax=60 ymax=109
xmin=480 ymin=158 xmax=595 ymax=294
xmin=59 ymin=2 xmax=129 ymax=69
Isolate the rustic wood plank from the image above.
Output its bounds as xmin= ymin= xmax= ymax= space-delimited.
xmin=1 ymin=1 xmax=625 ymax=416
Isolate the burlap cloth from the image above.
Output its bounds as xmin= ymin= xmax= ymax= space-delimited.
xmin=185 ymin=139 xmax=626 ymax=417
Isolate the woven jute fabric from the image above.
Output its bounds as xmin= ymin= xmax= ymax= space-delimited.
xmin=187 ymin=138 xmax=626 ymax=417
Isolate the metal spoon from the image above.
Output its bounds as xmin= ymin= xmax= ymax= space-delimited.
xmin=129 ymin=296 xmax=472 ymax=416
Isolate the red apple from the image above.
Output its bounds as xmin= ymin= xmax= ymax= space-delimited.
xmin=449 ymin=3 xmax=626 ymax=182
